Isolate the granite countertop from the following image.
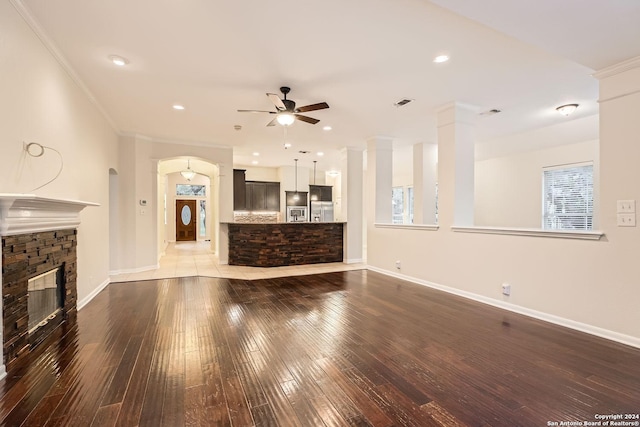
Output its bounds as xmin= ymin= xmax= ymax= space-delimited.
xmin=221 ymin=221 xmax=346 ymax=225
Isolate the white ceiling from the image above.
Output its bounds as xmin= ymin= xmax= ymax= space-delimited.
xmin=16 ymin=0 xmax=640 ymax=171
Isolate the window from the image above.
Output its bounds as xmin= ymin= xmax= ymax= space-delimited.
xmin=543 ymin=163 xmax=593 ymax=230
xmin=176 ymin=184 xmax=206 ymax=196
xmin=407 ymin=187 xmax=414 ymax=224
xmin=392 ymin=186 xmax=414 ymax=224
xmin=392 ymin=187 xmax=404 ymax=224
xmin=199 ymin=200 xmax=206 ymax=237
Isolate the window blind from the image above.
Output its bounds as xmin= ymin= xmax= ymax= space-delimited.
xmin=543 ymin=164 xmax=593 ymax=230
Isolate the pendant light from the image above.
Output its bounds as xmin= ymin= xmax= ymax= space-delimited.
xmin=181 ymin=159 xmax=196 ymax=181
xmin=293 ymin=159 xmax=299 ymax=201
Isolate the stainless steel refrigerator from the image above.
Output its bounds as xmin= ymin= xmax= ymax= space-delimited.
xmin=310 ymin=201 xmax=334 ymax=222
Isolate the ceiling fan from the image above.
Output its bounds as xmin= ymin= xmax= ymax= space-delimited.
xmin=237 ymin=86 xmax=329 ymax=126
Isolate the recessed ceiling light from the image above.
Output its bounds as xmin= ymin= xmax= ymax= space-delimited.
xmin=109 ymin=55 xmax=129 ymax=66
xmin=284 ymin=143 xmax=292 ymax=149
xmin=252 ymin=160 xmax=259 ymax=165
xmin=433 ymin=55 xmax=449 ymax=63
xmin=173 ymin=104 xmax=185 ymax=110
xmin=323 ymin=126 xmax=332 ymax=131
xmin=317 ymin=152 xmax=324 ymax=157
xmin=252 ymin=152 xmax=260 ymax=156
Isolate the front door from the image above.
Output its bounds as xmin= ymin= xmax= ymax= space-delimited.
xmin=176 ymin=199 xmax=197 ymax=241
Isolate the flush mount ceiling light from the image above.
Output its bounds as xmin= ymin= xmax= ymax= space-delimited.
xmin=556 ymin=104 xmax=579 ymax=116
xmin=109 ymin=55 xmax=129 ymax=66
xmin=252 ymin=152 xmax=260 ymax=156
xmin=283 ymin=143 xmax=292 ymax=149
xmin=180 ymin=159 xmax=196 ymax=181
xmin=433 ymin=55 xmax=449 ymax=63
xmin=173 ymin=104 xmax=185 ymax=110
xmin=276 ymin=112 xmax=295 ymax=126
xmin=323 ymin=126 xmax=332 ymax=131
xmin=317 ymin=152 xmax=324 ymax=157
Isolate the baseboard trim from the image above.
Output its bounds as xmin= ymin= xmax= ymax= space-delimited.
xmin=109 ymin=264 xmax=159 ymax=276
xmin=77 ymin=278 xmax=110 ymax=311
xmin=344 ymin=258 xmax=364 ymax=264
xmin=367 ymin=266 xmax=640 ymax=349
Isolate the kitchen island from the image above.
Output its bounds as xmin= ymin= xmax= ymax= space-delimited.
xmin=224 ymin=222 xmax=344 ymax=267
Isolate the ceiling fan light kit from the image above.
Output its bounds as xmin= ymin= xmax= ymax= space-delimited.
xmin=238 ymin=86 xmax=329 ymax=127
xmin=276 ymin=113 xmax=295 ymax=126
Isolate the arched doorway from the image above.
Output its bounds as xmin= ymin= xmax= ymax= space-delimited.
xmin=157 ymin=158 xmax=220 ymax=258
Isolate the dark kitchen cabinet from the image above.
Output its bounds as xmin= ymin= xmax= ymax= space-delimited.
xmin=233 ymin=169 xmax=246 ymax=210
xmin=245 ymin=181 xmax=280 ymax=211
xmin=265 ymin=182 xmax=280 ymax=211
xmin=309 ymin=185 xmax=333 ymax=202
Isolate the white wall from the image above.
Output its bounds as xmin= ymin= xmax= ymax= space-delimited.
xmin=115 ymin=137 xmax=233 ymax=271
xmin=0 ymin=2 xmax=117 ymax=303
xmin=392 ymin=145 xmax=414 ymax=187
xmin=366 ymin=58 xmax=640 ymax=345
xmin=243 ymin=166 xmax=279 ymax=182
xmin=475 ymin=140 xmax=599 ymax=228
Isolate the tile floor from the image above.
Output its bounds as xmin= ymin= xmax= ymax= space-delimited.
xmin=110 ymin=241 xmax=366 ymax=283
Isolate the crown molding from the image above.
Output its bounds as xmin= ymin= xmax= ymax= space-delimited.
xmin=593 ymin=56 xmax=640 ymax=80
xmin=9 ymin=0 xmax=119 ymax=133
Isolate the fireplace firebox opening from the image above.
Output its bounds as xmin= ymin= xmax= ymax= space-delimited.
xmin=27 ymin=266 xmax=64 ymax=333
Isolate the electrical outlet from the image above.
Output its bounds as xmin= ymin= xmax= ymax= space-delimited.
xmin=395 ymin=260 xmax=401 ymax=269
xmin=617 ymin=213 xmax=636 ymax=227
xmin=502 ymin=283 xmax=511 ymax=296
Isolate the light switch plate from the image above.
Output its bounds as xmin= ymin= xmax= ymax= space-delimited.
xmin=617 ymin=200 xmax=636 ymax=213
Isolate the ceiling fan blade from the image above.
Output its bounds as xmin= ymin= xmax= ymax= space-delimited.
xmin=237 ymin=109 xmax=276 ymax=113
xmin=295 ymin=114 xmax=320 ymax=125
xmin=296 ymin=102 xmax=329 ymax=113
xmin=266 ymin=118 xmax=278 ymax=127
xmin=267 ymin=93 xmax=286 ymax=110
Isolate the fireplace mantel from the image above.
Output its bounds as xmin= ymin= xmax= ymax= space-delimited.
xmin=0 ymin=194 xmax=99 ymax=236
xmin=1 ymin=194 xmax=98 ymax=380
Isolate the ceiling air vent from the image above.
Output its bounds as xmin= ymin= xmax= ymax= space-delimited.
xmin=394 ymin=99 xmax=413 ymax=107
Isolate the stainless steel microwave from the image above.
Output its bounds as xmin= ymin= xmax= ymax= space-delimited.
xmin=286 ymin=206 xmax=307 ymax=222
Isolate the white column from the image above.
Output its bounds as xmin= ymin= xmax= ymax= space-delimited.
xmin=413 ymin=143 xmax=438 ymax=224
xmin=340 ymin=147 xmax=364 ymax=263
xmin=436 ymin=103 xmax=476 ymax=228
xmin=367 ymin=137 xmax=394 ymax=224
xmin=594 ymin=57 xmax=640 ymax=238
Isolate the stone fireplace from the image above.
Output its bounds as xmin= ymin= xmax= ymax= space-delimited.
xmin=0 ymin=194 xmax=96 ymax=378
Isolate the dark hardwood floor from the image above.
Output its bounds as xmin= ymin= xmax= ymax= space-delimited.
xmin=1 ymin=270 xmax=639 ymax=426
